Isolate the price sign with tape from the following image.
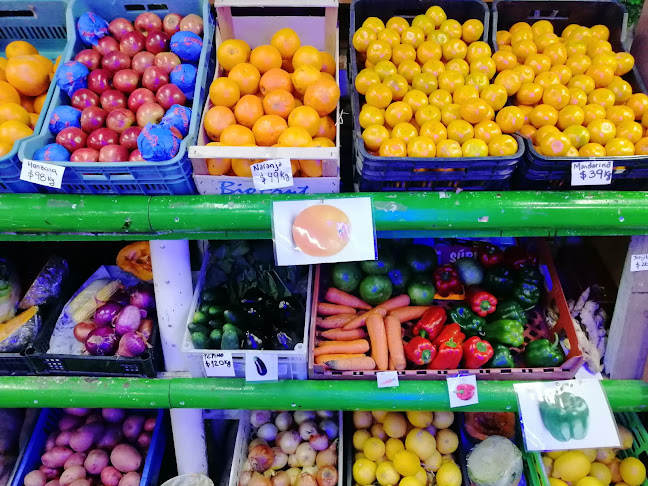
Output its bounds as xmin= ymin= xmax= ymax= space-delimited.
xmin=631 ymin=254 xmax=648 ymax=272
xmin=447 ymin=375 xmax=479 ymax=407
xmin=20 ymin=160 xmax=65 ymax=189
xmin=571 ymin=160 xmax=613 ymax=186
xmin=251 ymin=159 xmax=294 ymax=190
xmin=203 ymin=352 xmax=236 ymax=377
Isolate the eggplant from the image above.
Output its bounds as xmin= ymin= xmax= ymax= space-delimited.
xmin=244 ymin=331 xmax=264 ymax=350
xmin=240 ymin=287 xmax=267 ymax=306
xmin=277 ymin=296 xmax=304 ymax=327
xmin=273 ymin=330 xmax=298 ymax=350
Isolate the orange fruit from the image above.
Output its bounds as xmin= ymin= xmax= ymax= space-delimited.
xmin=539 ymin=131 xmax=572 ymax=156
xmin=442 ymin=38 xmax=467 ymax=62
xmin=220 ymin=124 xmax=255 ymax=146
xmin=569 ymin=74 xmax=595 ymax=94
xmin=519 ymin=124 xmax=537 ymax=140
xmin=263 ymin=89 xmax=296 ymax=119
xmin=605 ymin=137 xmax=634 ymax=156
xmin=470 ymin=56 xmax=496 ymax=79
xmin=353 ymin=27 xmax=378 ymax=53
xmin=419 ymin=121 xmax=447 ymax=143
xmin=210 ymin=77 xmax=240 ymax=108
xmin=557 ymin=105 xmax=585 ymax=130
xmin=397 ymin=59 xmax=421 ymax=84
xmin=497 ymin=30 xmax=512 ymax=46
xmin=543 ymin=43 xmax=567 ymax=66
xmin=0 ymin=81 xmax=22 ymax=107
xmin=401 ymin=26 xmax=426 ymax=48
xmin=584 ymin=104 xmax=607 ymax=125
xmin=0 ymin=120 xmax=31 ymax=143
xmin=387 ymin=16 xmax=410 ymax=34
xmin=428 ymin=30 xmax=449 ymax=46
xmin=579 ymin=142 xmax=606 ymax=156
xmin=518 ymin=104 xmax=533 ymax=124
xmin=365 ymin=83 xmax=393 ymax=109
xmin=615 ymin=52 xmax=635 ymax=76
xmin=288 ymin=105 xmax=321 ymax=137
xmin=512 ymin=40 xmax=537 ymax=64
xmin=412 ymin=15 xmax=436 ymax=36
xmin=30 ymin=54 xmax=53 ymax=74
xmin=320 ymin=51 xmax=336 ymax=76
xmin=436 ymin=138 xmax=462 ymax=157
xmin=233 ymin=94 xmax=264 ymax=129
xmin=525 ymin=53 xmax=552 ymax=76
xmin=291 ymin=64 xmax=322 ymax=96
xmin=474 ymin=120 xmax=502 ymax=144
xmin=28 ymin=112 xmax=38 ymax=129
xmin=462 ymin=138 xmax=488 ymax=157
xmin=379 ymin=138 xmax=408 ymax=157
xmin=271 ymin=28 xmax=301 ymax=60
xmin=535 ymin=71 xmax=561 ymax=90
xmin=462 ymin=19 xmax=484 ymax=44
xmin=19 ymin=95 xmax=34 ymax=113
xmin=568 ymin=87 xmax=588 ymax=107
xmin=425 ymin=6 xmax=447 ymax=26
xmin=480 ymin=84 xmax=508 ymax=110
xmin=422 ymin=59 xmax=445 ymax=77
xmin=550 ymin=64 xmax=573 ymax=84
xmin=204 ymin=106 xmax=236 ymax=141
xmin=607 ymin=105 xmax=635 ymax=125
xmin=511 ymin=29 xmax=534 ymax=44
xmin=366 ymin=40 xmax=392 ymax=65
xmin=465 ymin=72 xmax=489 ymax=93
xmin=277 ymin=126 xmax=312 ymax=147
xmin=227 ymin=63 xmax=260 ymax=96
xmin=383 ymin=74 xmax=409 ymax=101
xmin=304 ymin=78 xmax=340 ymax=116
xmin=5 ymin=56 xmax=49 ymax=96
xmin=438 ymin=71 xmax=464 ymax=94
xmin=5 ymin=41 xmax=37 ymax=60
xmin=588 ymin=88 xmax=615 ymax=108
xmin=407 ymin=135 xmax=436 ymax=157
xmin=252 ymin=115 xmax=287 ymax=146
xmin=0 ymin=102 xmax=29 ymax=125
xmin=363 ymin=17 xmax=386 ymax=33
xmin=513 ymin=64 xmax=536 ymax=84
xmin=492 ymin=50 xmax=518 ymax=72
xmin=494 ymin=69 xmax=521 ymax=96
xmin=585 ymin=64 xmax=614 ymax=89
xmin=608 ymin=77 xmax=633 ymax=104
xmin=250 ymin=45 xmax=282 ymax=74
xmin=378 ymin=28 xmax=401 ymax=48
xmin=563 ymin=125 xmax=590 ymax=148
xmin=489 ymin=134 xmax=518 ymax=156
xmin=374 ymin=61 xmax=397 ymax=81
xmin=391 ymin=122 xmax=418 ymax=144
xmin=230 ymin=158 xmax=257 ymax=177
xmin=363 ymin=124 xmax=390 ymax=151
xmin=428 ymin=88 xmax=452 ymax=110
xmin=292 ymin=46 xmax=323 ymax=71
xmin=460 ymin=99 xmax=491 ymax=124
xmin=440 ymin=19 xmax=462 ymax=39
xmin=402 ymin=89 xmax=428 ymax=112
xmin=542 ymin=84 xmax=570 ymax=110
xmin=533 ymin=125 xmax=560 ymax=145
xmin=529 ymin=104 xmax=559 ymax=128
xmin=441 ymin=103 xmax=462 ymax=125
xmin=385 ymin=101 xmax=413 ymax=127
xmin=360 ymin=105 xmax=385 ymax=129
xmin=391 ymin=44 xmax=416 ymax=67
xmin=260 ymin=68 xmax=292 ymax=96
xmin=317 ymin=116 xmax=336 ymax=141
xmin=587 ymin=118 xmax=617 ymax=145
xmin=204 ymin=142 xmax=231 ymax=176
xmin=446 ymin=59 xmax=470 ymax=77
xmin=453 ymin=85 xmax=479 ymax=104
xmin=415 ymin=104 xmax=441 ymax=126
xmin=616 ymin=120 xmax=644 ymax=144
xmin=589 ymin=24 xmax=610 ymax=41
xmin=634 ymin=137 xmax=648 ymax=154
xmin=417 ymin=41 xmax=442 ymax=65
xmin=496 ymin=106 xmax=525 ymax=133
xmin=412 ymin=73 xmax=438 ymax=96
xmin=447 ymin=119 xmax=474 ymax=144
xmin=626 ymin=93 xmax=648 ymax=120
xmin=217 ymin=39 xmax=251 ymax=72
xmin=587 ymin=39 xmax=612 ymax=58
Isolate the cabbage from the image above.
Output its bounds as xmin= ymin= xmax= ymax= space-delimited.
xmin=467 ymin=435 xmax=523 ymax=486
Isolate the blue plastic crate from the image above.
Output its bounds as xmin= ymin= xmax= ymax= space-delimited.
xmin=0 ymin=0 xmax=71 ymax=193
xmin=19 ymin=0 xmax=215 ymax=195
xmin=10 ymin=409 xmax=166 ymax=486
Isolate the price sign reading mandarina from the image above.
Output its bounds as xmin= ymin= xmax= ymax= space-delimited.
xmin=571 ymin=160 xmax=613 ymax=186
xmin=251 ymin=159 xmax=294 ymax=190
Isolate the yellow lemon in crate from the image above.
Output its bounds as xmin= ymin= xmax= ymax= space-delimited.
xmin=353 ymin=429 xmax=372 ymax=450
xmin=589 ymin=462 xmax=612 ymax=484
xmin=436 ymin=428 xmax=459 ymax=455
xmin=353 ymin=458 xmax=377 ymax=486
xmin=394 ymin=450 xmax=421 ymax=477
xmin=376 ymin=461 xmax=401 ymax=486
xmin=575 ymin=477 xmax=605 ymax=486
xmin=406 ymin=411 xmax=433 ymax=428
xmin=422 ymin=449 xmax=443 ymax=472
xmin=364 ymin=437 xmax=387 ymax=462
xmin=554 ymin=451 xmax=592 ymax=483
xmin=436 ymin=461 xmax=462 ymax=486
xmin=384 ymin=412 xmax=408 ymax=438
xmin=405 ymin=428 xmax=436 ymax=460
xmin=386 ymin=438 xmax=405 ymax=461
xmin=620 ymin=457 xmax=647 ymax=486
xmin=400 ymin=477 xmax=423 ymax=486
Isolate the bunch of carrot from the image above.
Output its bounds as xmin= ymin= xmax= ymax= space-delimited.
xmin=313 ymin=287 xmax=432 ymax=372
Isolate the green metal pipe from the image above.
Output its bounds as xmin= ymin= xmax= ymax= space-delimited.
xmin=0 ymin=377 xmax=170 ymax=408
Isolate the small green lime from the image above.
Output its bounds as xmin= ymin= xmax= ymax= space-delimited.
xmin=359 ymin=275 xmax=393 ymax=306
xmin=408 ymin=280 xmax=436 ymax=305
xmin=331 ymin=262 xmax=363 ymax=292
xmin=361 ymin=254 xmax=396 ymax=275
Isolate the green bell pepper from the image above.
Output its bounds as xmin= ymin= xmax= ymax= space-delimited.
xmin=486 ymin=344 xmax=514 ymax=368
xmin=448 ymin=304 xmax=486 ymax=337
xmin=516 ymin=265 xmax=544 ymax=287
xmin=484 ymin=319 xmax=525 ymax=347
xmin=490 ymin=299 xmax=528 ymax=325
xmin=512 ymin=282 xmax=540 ymax=310
xmin=482 ymin=267 xmax=516 ymax=298
xmin=525 ymin=333 xmax=565 ymax=367
xmin=539 ymin=389 xmax=590 ymax=442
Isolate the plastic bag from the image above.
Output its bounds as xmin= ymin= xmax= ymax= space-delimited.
xmin=19 ymin=256 xmax=69 ymax=309
xmin=160 ymin=474 xmax=214 ymax=486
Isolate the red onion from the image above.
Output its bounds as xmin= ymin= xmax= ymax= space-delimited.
xmin=94 ymin=302 xmax=122 ymax=327
xmin=129 ymin=284 xmax=155 ymax=309
xmin=85 ymin=327 xmax=118 ymax=356
xmin=137 ymin=318 xmax=153 ymax=340
xmin=114 ymin=305 xmax=142 ymax=335
xmin=74 ymin=321 xmax=97 ymax=342
xmin=117 ymin=332 xmax=147 ymax=357
xmin=309 ymin=433 xmax=329 ymax=451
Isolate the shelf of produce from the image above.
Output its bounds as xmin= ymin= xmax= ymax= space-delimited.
xmin=0 ymin=192 xmax=648 ymax=239
xmin=0 ymin=377 xmax=646 ymax=412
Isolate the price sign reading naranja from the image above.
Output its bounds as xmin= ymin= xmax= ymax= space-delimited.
xmin=202 ymin=352 xmax=236 ymax=377
xmin=20 ymin=159 xmax=65 ymax=189
xmin=251 ymin=159 xmax=294 ymax=190
xmin=571 ymin=160 xmax=613 ymax=186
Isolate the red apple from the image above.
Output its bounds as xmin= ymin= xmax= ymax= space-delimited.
xmin=134 ymin=12 xmax=162 ymax=35
xmin=154 ymin=52 xmax=180 ymax=74
xmin=75 ymin=49 xmax=102 ymax=71
xmin=180 ymin=14 xmax=204 ymax=36
xmin=113 ymin=69 xmax=140 ymax=93
xmin=56 ymin=127 xmax=87 ymax=152
xmin=141 ymin=66 xmax=168 ymax=92
xmin=156 ymin=83 xmax=186 ymax=110
xmin=145 ymin=30 xmax=169 ymax=55
xmin=80 ymin=106 xmax=107 ymax=133
xmin=162 ymin=13 xmax=183 ymax=37
xmin=102 ymin=51 xmax=131 ymax=72
xmin=71 ymin=88 xmax=100 ymax=110
xmin=136 ymin=102 xmax=164 ymax=127
xmin=87 ymin=128 xmax=119 ymax=151
xmin=87 ymin=69 xmax=112 ymax=95
xmin=99 ymin=144 xmax=129 ymax=162
xmin=108 ymin=18 xmax=135 ymax=41
xmin=93 ymin=36 xmax=119 ymax=56
xmin=131 ymin=51 xmax=155 ymax=74
xmin=120 ymin=31 xmax=146 ymax=57
xmin=100 ymin=90 xmax=127 ymax=113
xmin=70 ymin=148 xmax=100 ymax=162
xmin=129 ymin=149 xmax=145 ymax=161
xmin=128 ymin=88 xmax=156 ymax=112
xmin=120 ymin=126 xmax=142 ymax=150
xmin=106 ymin=108 xmax=136 ymax=133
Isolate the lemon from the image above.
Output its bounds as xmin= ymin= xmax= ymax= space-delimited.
xmin=620 ymin=457 xmax=646 ymax=486
xmin=415 ymin=467 xmax=429 ymax=486
xmin=549 ymin=479 xmax=569 ymax=486
xmin=394 ymin=450 xmax=422 ymax=476
xmin=436 ymin=428 xmax=459 ymax=455
xmin=548 ymin=451 xmax=565 ymax=460
xmin=377 ymin=455 xmax=390 ymax=465
xmin=407 ymin=411 xmax=434 ymax=428
xmin=576 ymin=477 xmax=605 ymax=486
xmin=354 ymin=458 xmax=378 ymax=485
xmin=365 ymin=437 xmax=387 ymax=461
xmin=377 ymin=461 xmax=401 ymax=486
xmin=384 ymin=412 xmax=408 ymax=438
xmin=432 ymin=412 xmax=454 ymax=429
xmin=354 ymin=411 xmax=374 ymax=429
xmin=356 ymin=452 xmax=367 ymax=461
xmin=422 ymin=449 xmax=443 ymax=472
xmin=610 ymin=458 xmax=623 ymax=483
xmin=373 ymin=423 xmax=388 ymax=440
xmin=596 ymin=448 xmax=616 ymax=465
xmin=543 ymin=456 xmax=554 ymax=476
xmin=589 ymin=462 xmax=612 ymax=484
xmin=581 ymin=449 xmax=597 ymax=463
xmin=441 ymin=455 xmax=455 ymax=465
xmin=400 ymin=477 xmax=423 ymax=486
xmin=554 ymin=451 xmax=591 ymax=482
xmin=387 ymin=438 xmax=406 ymax=461
xmin=373 ymin=411 xmax=389 ymax=423
xmin=618 ymin=426 xmax=634 ymax=450
xmin=437 ymin=461 xmax=462 ymax=486
xmin=406 ymin=428 xmax=437 ymax=460
xmin=354 ymin=429 xmax=372 ymax=450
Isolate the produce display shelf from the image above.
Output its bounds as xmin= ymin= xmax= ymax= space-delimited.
xmin=0 ymin=377 xmax=646 ymax=412
xmin=0 ymin=192 xmax=647 ymax=239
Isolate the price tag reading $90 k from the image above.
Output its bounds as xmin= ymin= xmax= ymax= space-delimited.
xmin=251 ymin=159 xmax=294 ymax=190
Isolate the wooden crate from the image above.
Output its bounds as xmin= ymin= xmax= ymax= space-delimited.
xmin=189 ymin=0 xmax=341 ymax=195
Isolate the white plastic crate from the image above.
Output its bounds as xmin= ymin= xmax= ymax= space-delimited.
xmin=188 ymin=0 xmax=341 ymax=195
xmin=181 ymin=249 xmax=313 ymax=379
xmin=228 ymin=410 xmax=344 ymax=486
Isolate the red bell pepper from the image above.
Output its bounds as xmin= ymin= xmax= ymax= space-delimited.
xmin=462 ymin=336 xmax=494 ymax=369
xmin=432 ymin=323 xmax=465 ymax=347
xmin=428 ymin=337 xmax=463 ymax=369
xmin=455 ymin=383 xmax=476 ymax=400
xmin=504 ymin=246 xmax=537 ymax=269
xmin=404 ymin=336 xmax=436 ymax=365
xmin=466 ymin=286 xmax=498 ymax=317
xmin=479 ymin=245 xmax=504 ymax=268
xmin=412 ymin=306 xmax=447 ymax=340
xmin=433 ymin=264 xmax=464 ymax=297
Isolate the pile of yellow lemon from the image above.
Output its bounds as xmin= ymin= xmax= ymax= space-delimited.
xmin=352 ymin=411 xmax=462 ymax=486
xmin=496 ymin=20 xmax=647 ymax=157
xmin=353 ymin=7 xmax=519 ymax=158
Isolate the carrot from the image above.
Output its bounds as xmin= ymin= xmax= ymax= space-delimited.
xmin=317 ymin=302 xmax=356 ymax=316
xmin=325 ymin=356 xmax=376 ymax=371
xmin=342 ymin=307 xmax=388 ymax=330
xmin=388 ymin=306 xmax=431 ymax=323
xmin=377 ymin=294 xmax=411 ymax=311
xmin=314 ymin=353 xmax=366 ymax=365
xmin=385 ymin=315 xmax=406 ymax=371
xmin=325 ymin=287 xmax=372 ymax=310
xmin=316 ymin=314 xmax=355 ymax=329
xmin=389 ymin=357 xmax=396 ymax=371
xmin=313 ymin=339 xmax=370 ymax=356
xmin=367 ymin=314 xmax=388 ymax=371
xmin=321 ymin=328 xmax=366 ymax=341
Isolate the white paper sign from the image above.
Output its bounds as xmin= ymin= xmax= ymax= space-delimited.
xmin=377 ymin=371 xmax=399 ymax=388
xmin=514 ymin=380 xmax=621 ymax=451
xmin=20 ymin=159 xmax=65 ymax=189
xmin=251 ymin=159 xmax=294 ymax=190
xmin=447 ymin=375 xmax=479 ymax=407
xmin=245 ymin=354 xmax=278 ymax=382
xmin=631 ymin=254 xmax=648 ymax=272
xmin=203 ymin=352 xmax=236 ymax=377
xmin=571 ymin=160 xmax=613 ymax=186
xmin=272 ymin=198 xmax=377 ymax=266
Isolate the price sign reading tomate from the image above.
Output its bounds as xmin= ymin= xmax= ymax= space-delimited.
xmin=571 ymin=160 xmax=613 ymax=186
xmin=251 ymin=159 xmax=294 ymax=190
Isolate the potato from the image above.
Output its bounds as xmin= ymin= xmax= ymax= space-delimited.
xmin=144 ymin=417 xmax=156 ymax=432
xmin=119 ymin=471 xmax=141 ymax=486
xmin=63 ymin=408 xmax=90 ymax=417
xmin=58 ymin=415 xmax=83 ymax=431
xmin=69 ymin=424 xmax=102 ymax=453
xmin=122 ymin=415 xmax=146 ymax=441
xmin=46 ymin=432 xmax=58 ymax=451
xmin=69 ymin=481 xmax=91 ymax=486
xmin=24 ymin=470 xmax=47 ymax=486
xmin=64 ymin=452 xmax=87 ymax=470
xmin=102 ymin=409 xmax=126 ymax=424
xmin=39 ymin=466 xmax=60 ymax=480
xmin=110 ymin=444 xmax=142 ymax=473
xmin=84 ymin=449 xmax=109 ymax=475
xmin=45 ymin=481 xmax=61 ymax=486
xmin=101 ymin=466 xmax=123 ymax=486
xmin=55 ymin=431 xmax=72 ymax=447
xmin=97 ymin=424 xmax=123 ymax=450
xmin=59 ymin=465 xmax=86 ymax=486
xmin=42 ymin=446 xmax=74 ymax=468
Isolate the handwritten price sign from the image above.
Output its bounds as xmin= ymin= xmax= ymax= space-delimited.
xmin=20 ymin=160 xmax=65 ymax=189
xmin=631 ymin=254 xmax=648 ymax=272
xmin=571 ymin=160 xmax=613 ymax=186
xmin=252 ymin=159 xmax=294 ymax=190
xmin=203 ymin=352 xmax=236 ymax=377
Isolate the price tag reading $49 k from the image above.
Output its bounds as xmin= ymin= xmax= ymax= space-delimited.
xmin=571 ymin=160 xmax=613 ymax=186
xmin=251 ymin=159 xmax=294 ymax=190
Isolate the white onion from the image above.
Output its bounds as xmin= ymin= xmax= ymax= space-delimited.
xmin=294 ymin=411 xmax=316 ymax=425
xmin=279 ymin=430 xmax=300 ymax=454
xmin=296 ymin=443 xmax=316 ymax=467
xmin=239 ymin=471 xmax=253 ymax=486
xmin=251 ymin=411 xmax=273 ymax=428
xmin=249 ymin=439 xmax=268 ymax=451
xmin=288 ymin=454 xmax=300 ymax=468
xmin=315 ymin=444 xmax=337 ymax=468
xmin=316 ymin=466 xmax=338 ymax=486
xmin=319 ymin=420 xmax=338 ymax=440
xmin=271 ymin=448 xmax=288 ymax=470
xmin=272 ymin=471 xmax=291 ymax=486
xmin=248 ymin=472 xmax=271 ymax=486
xmin=296 ymin=473 xmax=317 ymax=486
xmin=248 ymin=444 xmax=274 ymax=472
xmin=299 ymin=421 xmax=318 ymax=441
xmin=275 ymin=412 xmax=293 ymax=431
xmin=309 ymin=433 xmax=329 ymax=452
xmin=285 ymin=468 xmax=301 ymax=486
xmin=258 ymin=424 xmax=278 ymax=442
xmin=243 ymin=460 xmax=253 ymax=472
xmin=316 ymin=411 xmax=333 ymax=419
xmin=301 ymin=467 xmax=318 ymax=477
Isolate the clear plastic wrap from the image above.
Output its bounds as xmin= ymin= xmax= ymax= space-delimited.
xmin=19 ymin=256 xmax=69 ymax=309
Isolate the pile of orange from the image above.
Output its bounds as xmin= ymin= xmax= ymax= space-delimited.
xmin=496 ymin=20 xmax=648 ymax=157
xmin=354 ymin=8 xmax=519 ymax=158
xmin=204 ymin=28 xmax=340 ymax=177
xmin=0 ymin=41 xmax=59 ymax=157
